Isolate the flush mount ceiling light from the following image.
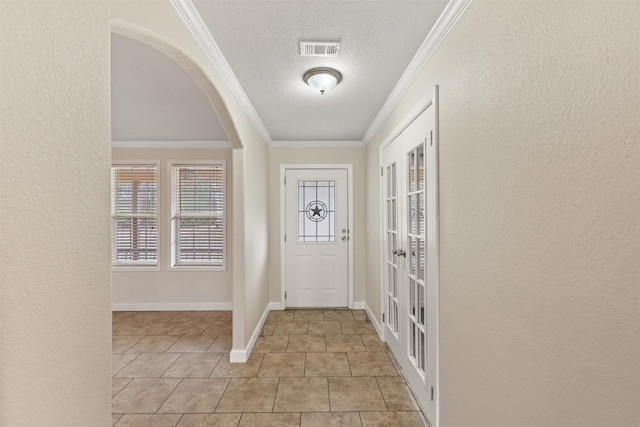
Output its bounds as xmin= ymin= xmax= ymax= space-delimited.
xmin=303 ymin=67 xmax=343 ymax=95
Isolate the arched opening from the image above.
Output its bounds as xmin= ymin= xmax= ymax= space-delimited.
xmin=109 ymin=24 xmax=249 ymax=420
xmin=111 ymin=20 xmax=242 ymax=150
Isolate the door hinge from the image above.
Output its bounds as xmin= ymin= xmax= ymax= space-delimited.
xmin=430 ymin=131 xmax=433 ymax=146
xmin=285 ymin=291 xmax=287 ymax=300
xmin=382 ymin=313 xmax=385 ymax=323
xmin=380 ymin=166 xmax=384 ymax=176
xmin=284 ymin=234 xmax=287 ymax=242
xmin=431 ymin=386 xmax=435 ymax=401
xmin=284 ymin=176 xmax=286 ymax=185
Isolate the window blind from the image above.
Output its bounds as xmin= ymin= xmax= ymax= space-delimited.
xmin=171 ymin=164 xmax=224 ymax=266
xmin=111 ymin=165 xmax=158 ymax=265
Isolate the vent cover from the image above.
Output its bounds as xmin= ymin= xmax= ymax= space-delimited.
xmin=300 ymin=41 xmax=341 ymax=57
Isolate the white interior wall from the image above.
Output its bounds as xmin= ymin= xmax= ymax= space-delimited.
xmin=111 ymin=147 xmax=233 ymax=309
xmin=268 ymin=146 xmax=367 ymax=306
xmin=236 ymin=132 xmax=270 ymax=359
xmin=0 ymin=2 xmax=112 ymax=425
xmin=366 ymin=1 xmax=639 ymax=425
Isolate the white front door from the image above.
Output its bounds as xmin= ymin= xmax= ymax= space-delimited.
xmin=381 ymin=91 xmax=439 ymax=425
xmin=284 ymin=168 xmax=349 ymax=308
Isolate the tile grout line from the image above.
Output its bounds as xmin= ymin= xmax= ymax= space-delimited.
xmin=347 ymin=351 xmax=353 ymax=376
xmin=327 ymin=374 xmax=332 ymax=412
xmin=206 ymin=352 xmax=224 ymax=377
xmin=200 ymin=334 xmax=220 ymax=354
xmin=110 ymin=377 xmax=133 ymax=400
xmin=213 ymin=377 xmax=232 ymax=414
xmin=112 ymin=353 xmax=141 ymax=377
xmin=154 ymin=378 xmax=183 ymax=414
xmin=158 ymin=352 xmax=183 ymax=378
xmin=112 ymin=335 xmax=144 ymax=354
xmin=375 ymin=376 xmax=390 ymax=412
xmin=271 ymin=376 xmax=281 ymax=413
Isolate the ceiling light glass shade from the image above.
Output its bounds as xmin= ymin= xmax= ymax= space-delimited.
xmin=303 ymin=67 xmax=343 ymax=95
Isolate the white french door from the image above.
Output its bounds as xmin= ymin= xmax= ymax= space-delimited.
xmin=381 ymin=90 xmax=439 ymax=425
xmin=283 ymin=168 xmax=349 ymax=308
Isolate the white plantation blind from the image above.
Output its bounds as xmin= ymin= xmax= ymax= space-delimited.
xmin=111 ymin=164 xmax=158 ymax=265
xmin=171 ymin=164 xmax=225 ymax=266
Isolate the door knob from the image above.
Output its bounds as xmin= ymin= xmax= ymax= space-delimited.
xmin=342 ymin=236 xmax=348 ymax=241
xmin=394 ymin=249 xmax=406 ymax=257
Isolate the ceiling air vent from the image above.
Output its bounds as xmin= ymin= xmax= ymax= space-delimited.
xmin=300 ymin=41 xmax=341 ymax=57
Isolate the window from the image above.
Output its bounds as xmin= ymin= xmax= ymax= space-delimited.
xmin=297 ymin=179 xmax=336 ymax=242
xmin=111 ymin=164 xmax=158 ymax=266
xmin=171 ymin=163 xmax=225 ymax=268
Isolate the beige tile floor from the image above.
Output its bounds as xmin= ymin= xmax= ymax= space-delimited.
xmin=112 ymin=309 xmax=425 ymax=427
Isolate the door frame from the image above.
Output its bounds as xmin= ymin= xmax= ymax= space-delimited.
xmin=280 ymin=164 xmax=354 ymax=309
xmin=378 ymin=86 xmax=440 ymax=426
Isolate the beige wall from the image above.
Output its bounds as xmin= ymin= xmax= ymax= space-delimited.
xmin=111 ymin=147 xmax=233 ymax=308
xmin=268 ymin=147 xmax=367 ymax=305
xmin=366 ymin=1 xmax=640 ymax=426
xmin=0 ymin=2 xmax=112 ymax=425
xmin=236 ymin=129 xmax=271 ymax=353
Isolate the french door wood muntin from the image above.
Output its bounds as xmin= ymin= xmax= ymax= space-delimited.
xmin=380 ymin=87 xmax=440 ymax=426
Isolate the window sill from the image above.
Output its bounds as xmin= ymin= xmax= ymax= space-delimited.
xmin=169 ymin=265 xmax=226 ymax=272
xmin=112 ymin=265 xmax=161 ymax=272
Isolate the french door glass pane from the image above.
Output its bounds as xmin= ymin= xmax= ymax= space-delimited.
xmin=417 ymin=193 xmax=424 ymax=235
xmin=407 ymin=144 xmax=427 ymax=376
xmin=417 ymin=239 xmax=424 ymax=281
xmin=409 ymin=151 xmax=417 ymax=193
xmin=297 ymin=180 xmax=335 ymax=242
xmin=418 ymin=145 xmax=425 ymax=191
xmin=386 ymin=164 xmax=399 ymax=335
xmin=419 ymin=328 xmax=426 ymax=371
xmin=418 ymin=284 xmax=425 ymax=326
xmin=409 ymin=195 xmax=416 ymax=234
xmin=391 ymin=164 xmax=396 ymax=197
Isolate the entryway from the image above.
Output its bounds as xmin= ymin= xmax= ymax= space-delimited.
xmin=380 ymin=88 xmax=440 ymax=425
xmin=281 ymin=166 xmax=353 ymax=308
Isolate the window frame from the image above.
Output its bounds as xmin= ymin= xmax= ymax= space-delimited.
xmin=168 ymin=160 xmax=227 ymax=272
xmin=111 ymin=160 xmax=161 ymax=271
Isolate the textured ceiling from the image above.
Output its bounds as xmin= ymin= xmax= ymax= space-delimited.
xmin=111 ymin=33 xmax=228 ymax=142
xmin=193 ymin=0 xmax=448 ymax=141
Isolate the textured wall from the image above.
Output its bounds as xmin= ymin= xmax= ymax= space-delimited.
xmin=366 ymin=1 xmax=639 ymax=426
xmin=0 ymin=2 xmax=112 ymax=425
xmin=240 ymin=128 xmax=270 ymax=346
xmin=111 ymin=148 xmax=233 ymax=307
xmin=268 ymin=147 xmax=367 ymax=305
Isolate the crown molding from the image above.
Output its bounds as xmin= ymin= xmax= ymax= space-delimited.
xmin=112 ymin=140 xmax=231 ymax=149
xmin=362 ymin=0 xmax=474 ymax=144
xmin=170 ymin=0 xmax=273 ymax=145
xmin=270 ymin=140 xmax=364 ymax=148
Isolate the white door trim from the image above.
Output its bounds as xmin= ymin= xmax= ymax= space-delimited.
xmin=280 ymin=164 xmax=354 ymax=309
xmin=377 ymin=86 xmax=440 ymax=426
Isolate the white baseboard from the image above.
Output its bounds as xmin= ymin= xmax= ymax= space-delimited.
xmin=229 ymin=349 xmax=246 ymax=363
xmin=352 ymin=301 xmax=365 ymax=310
xmin=269 ymin=301 xmax=284 ymax=311
xmin=365 ymin=302 xmax=384 ymax=341
xmin=230 ymin=303 xmax=270 ymax=363
xmin=112 ymin=302 xmax=232 ymax=311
